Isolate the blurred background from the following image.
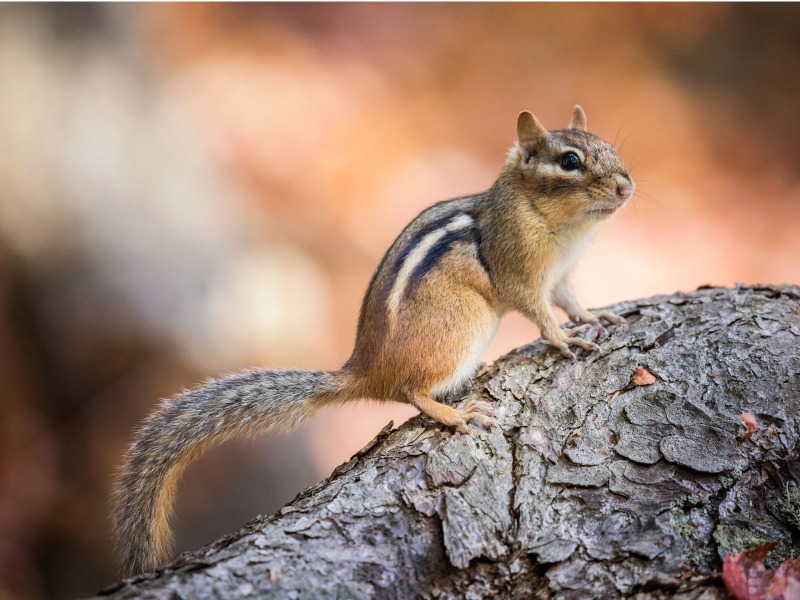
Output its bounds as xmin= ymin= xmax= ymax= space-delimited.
xmin=0 ymin=3 xmax=798 ymax=598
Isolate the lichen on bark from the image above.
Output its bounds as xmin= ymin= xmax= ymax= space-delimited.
xmin=96 ymin=285 xmax=800 ymax=599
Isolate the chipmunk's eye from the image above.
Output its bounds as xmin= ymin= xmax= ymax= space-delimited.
xmin=559 ymin=152 xmax=581 ymax=171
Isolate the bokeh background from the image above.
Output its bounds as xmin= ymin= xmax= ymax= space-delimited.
xmin=0 ymin=4 xmax=798 ymax=598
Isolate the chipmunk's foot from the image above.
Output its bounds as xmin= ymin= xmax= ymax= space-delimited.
xmin=454 ymin=400 xmax=496 ymax=433
xmin=410 ymin=394 xmax=496 ymax=434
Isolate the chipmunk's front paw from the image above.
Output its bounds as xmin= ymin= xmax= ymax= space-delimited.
xmin=564 ymin=336 xmax=600 ymax=352
xmin=594 ymin=310 xmax=626 ymax=325
xmin=568 ymin=312 xmax=600 ymax=326
xmin=570 ymin=310 xmax=625 ymax=327
xmin=550 ymin=334 xmax=599 ymax=359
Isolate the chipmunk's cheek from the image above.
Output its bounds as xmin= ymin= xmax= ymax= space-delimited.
xmin=586 ymin=188 xmax=626 ymax=218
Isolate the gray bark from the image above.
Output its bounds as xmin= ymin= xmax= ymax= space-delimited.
xmin=95 ymin=284 xmax=800 ymax=599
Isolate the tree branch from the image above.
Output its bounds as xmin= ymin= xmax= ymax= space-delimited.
xmin=96 ymin=284 xmax=800 ymax=599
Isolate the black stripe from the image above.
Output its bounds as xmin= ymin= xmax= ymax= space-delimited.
xmin=472 ymin=223 xmax=492 ymax=280
xmin=391 ymin=211 xmax=468 ymax=276
xmin=405 ymin=226 xmax=478 ymax=296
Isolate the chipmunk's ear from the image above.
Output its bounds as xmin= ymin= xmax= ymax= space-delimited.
xmin=569 ymin=104 xmax=587 ymax=131
xmin=517 ymin=111 xmax=548 ymax=160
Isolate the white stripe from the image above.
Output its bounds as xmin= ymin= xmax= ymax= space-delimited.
xmin=536 ymin=163 xmax=582 ymax=177
xmin=387 ymin=213 xmax=474 ymax=321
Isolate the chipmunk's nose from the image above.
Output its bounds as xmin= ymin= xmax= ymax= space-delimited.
xmin=616 ymin=177 xmax=634 ymax=201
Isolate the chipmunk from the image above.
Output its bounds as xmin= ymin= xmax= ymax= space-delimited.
xmin=112 ymin=105 xmax=634 ymax=576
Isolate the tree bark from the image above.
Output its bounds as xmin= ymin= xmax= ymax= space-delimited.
xmin=95 ymin=284 xmax=800 ymax=599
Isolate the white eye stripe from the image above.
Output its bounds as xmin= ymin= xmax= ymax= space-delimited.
xmin=537 ymin=163 xmax=582 ymax=177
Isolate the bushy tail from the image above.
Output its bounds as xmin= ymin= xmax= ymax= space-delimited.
xmin=111 ymin=368 xmax=353 ymax=576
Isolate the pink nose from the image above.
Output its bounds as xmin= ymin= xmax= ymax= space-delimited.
xmin=616 ymin=180 xmax=634 ymax=201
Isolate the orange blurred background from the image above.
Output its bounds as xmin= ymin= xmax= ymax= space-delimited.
xmin=0 ymin=4 xmax=798 ymax=598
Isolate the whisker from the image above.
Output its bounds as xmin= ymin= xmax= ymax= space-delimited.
xmin=613 ymin=112 xmax=633 ymax=147
xmin=631 ymin=191 xmax=663 ymax=209
xmin=626 ymin=150 xmax=656 ymax=173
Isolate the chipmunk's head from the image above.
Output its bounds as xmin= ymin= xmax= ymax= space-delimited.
xmin=508 ymin=105 xmax=634 ymax=226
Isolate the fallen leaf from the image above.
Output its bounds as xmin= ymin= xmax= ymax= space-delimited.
xmin=723 ymin=542 xmax=775 ymax=600
xmin=632 ymin=366 xmax=656 ymax=386
xmin=722 ymin=541 xmax=800 ymax=600
xmin=741 ymin=412 xmax=759 ymax=433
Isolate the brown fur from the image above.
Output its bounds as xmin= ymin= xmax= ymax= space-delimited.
xmin=113 ymin=105 xmax=634 ymax=575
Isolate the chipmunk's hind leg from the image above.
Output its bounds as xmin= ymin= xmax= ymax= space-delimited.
xmin=395 ymin=295 xmax=499 ymax=433
xmin=407 ymin=390 xmax=495 ymax=434
xmin=432 ymin=376 xmax=474 ymax=405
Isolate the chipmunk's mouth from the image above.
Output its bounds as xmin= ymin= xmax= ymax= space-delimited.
xmin=589 ymin=207 xmax=618 ymax=217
